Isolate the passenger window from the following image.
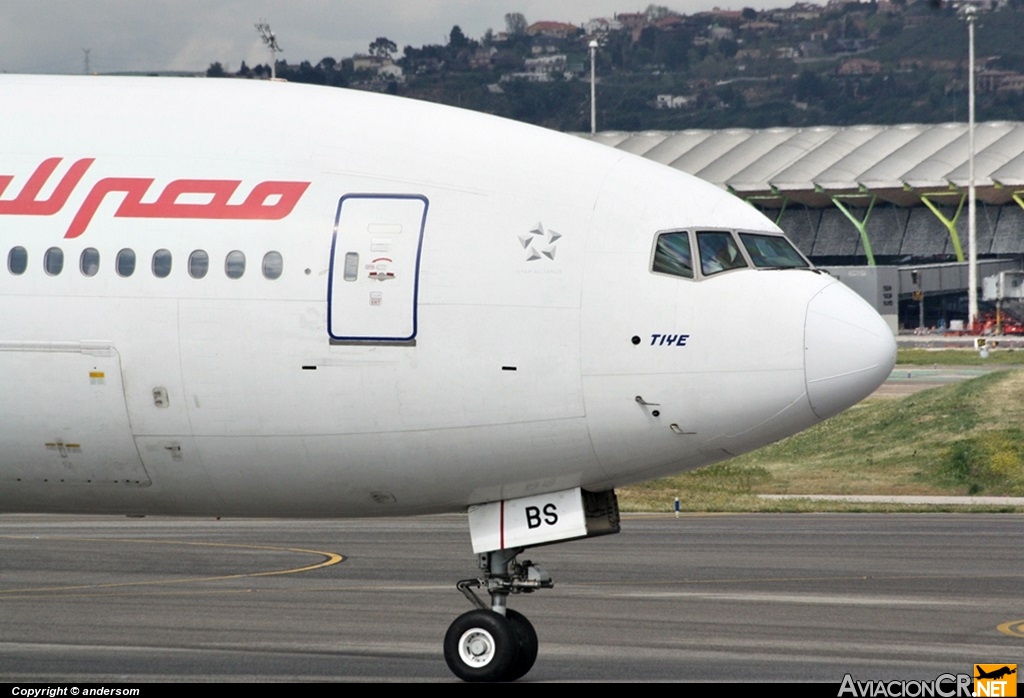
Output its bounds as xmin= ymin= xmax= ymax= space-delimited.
xmin=652 ymin=232 xmax=693 ymax=279
xmin=80 ymin=248 xmax=100 ymax=277
xmin=44 ymin=247 xmax=64 ymax=276
xmin=739 ymin=233 xmax=809 ymax=269
xmin=697 ymin=231 xmax=747 ymax=276
xmin=189 ymin=250 xmax=209 ymax=279
xmin=262 ymin=251 xmax=283 ymax=279
xmin=8 ymin=246 xmax=27 ymax=275
xmin=225 ymin=250 xmax=245 ymax=279
xmin=152 ymin=249 xmax=172 ymax=278
xmin=117 ymin=248 xmax=136 ymax=277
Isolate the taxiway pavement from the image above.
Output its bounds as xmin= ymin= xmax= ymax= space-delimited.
xmin=0 ymin=514 xmax=1020 ymax=682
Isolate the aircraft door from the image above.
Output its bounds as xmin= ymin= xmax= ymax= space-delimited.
xmin=328 ymin=194 xmax=427 ymax=342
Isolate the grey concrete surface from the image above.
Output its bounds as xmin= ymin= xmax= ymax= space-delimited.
xmin=1 ymin=514 xmax=1020 ymax=682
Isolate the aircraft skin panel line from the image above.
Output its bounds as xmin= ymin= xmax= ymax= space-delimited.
xmin=0 ymin=75 xmax=896 ymax=682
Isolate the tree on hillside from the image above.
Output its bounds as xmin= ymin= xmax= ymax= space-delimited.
xmin=449 ymin=25 xmax=470 ymax=51
xmin=646 ymin=4 xmax=672 ymax=21
xmin=297 ymin=60 xmax=319 ymax=84
xmin=505 ymin=12 xmax=528 ymax=38
xmin=369 ymin=36 xmax=398 ymax=59
xmin=795 ymin=69 xmax=825 ymax=101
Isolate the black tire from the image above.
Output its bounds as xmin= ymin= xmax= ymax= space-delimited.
xmin=505 ymin=609 xmax=538 ymax=681
xmin=444 ymin=609 xmax=519 ymax=682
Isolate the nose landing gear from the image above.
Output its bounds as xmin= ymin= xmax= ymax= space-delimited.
xmin=445 ymin=487 xmax=619 ymax=681
xmin=444 ymin=548 xmax=551 ymax=682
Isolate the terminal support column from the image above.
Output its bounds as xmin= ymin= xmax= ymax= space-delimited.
xmin=919 ymin=193 xmax=966 ymax=263
xmin=1009 ymin=191 xmax=1024 ymax=216
xmin=831 ymin=194 xmax=877 ymax=267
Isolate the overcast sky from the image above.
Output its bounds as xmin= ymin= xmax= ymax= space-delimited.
xmin=1 ymin=0 xmax=810 ymax=75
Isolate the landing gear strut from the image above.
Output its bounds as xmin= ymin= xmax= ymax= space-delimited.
xmin=443 ymin=547 xmax=552 ymax=682
xmin=445 ymin=487 xmax=620 ymax=681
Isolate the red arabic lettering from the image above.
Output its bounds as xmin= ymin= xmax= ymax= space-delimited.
xmin=0 ymin=157 xmax=311 ymax=238
xmin=66 ymin=177 xmax=310 ymax=238
xmin=66 ymin=177 xmax=154 ymax=239
xmin=0 ymin=158 xmax=95 ymax=216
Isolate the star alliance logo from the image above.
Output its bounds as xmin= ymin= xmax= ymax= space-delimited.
xmin=518 ymin=222 xmax=561 ymax=262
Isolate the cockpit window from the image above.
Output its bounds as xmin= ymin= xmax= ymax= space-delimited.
xmin=652 ymin=232 xmax=693 ymax=279
xmin=739 ymin=233 xmax=809 ymax=269
xmin=697 ymin=231 xmax=747 ymax=276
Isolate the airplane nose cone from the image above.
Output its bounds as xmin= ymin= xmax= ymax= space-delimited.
xmin=804 ymin=281 xmax=896 ymax=420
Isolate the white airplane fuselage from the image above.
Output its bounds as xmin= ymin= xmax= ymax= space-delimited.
xmin=0 ymin=76 xmax=895 ymax=519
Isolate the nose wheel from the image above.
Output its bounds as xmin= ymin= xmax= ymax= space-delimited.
xmin=445 ymin=548 xmax=549 ymax=682
xmin=505 ymin=609 xmax=539 ymax=680
xmin=444 ymin=609 xmax=537 ymax=681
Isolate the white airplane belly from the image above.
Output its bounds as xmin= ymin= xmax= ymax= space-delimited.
xmin=161 ymin=419 xmax=597 ymax=517
xmin=143 ymin=299 xmax=599 ymax=516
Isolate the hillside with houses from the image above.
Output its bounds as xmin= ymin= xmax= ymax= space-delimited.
xmin=208 ymin=0 xmax=1024 ymax=131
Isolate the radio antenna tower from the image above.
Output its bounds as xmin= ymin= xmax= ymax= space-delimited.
xmin=255 ymin=20 xmax=282 ymax=80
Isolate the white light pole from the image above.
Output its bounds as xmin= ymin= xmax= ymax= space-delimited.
xmin=256 ymin=20 xmax=282 ymax=80
xmin=966 ymin=5 xmax=978 ymax=329
xmin=589 ymin=40 xmax=599 ymax=135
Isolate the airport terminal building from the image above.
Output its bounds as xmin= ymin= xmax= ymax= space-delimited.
xmin=583 ymin=122 xmax=1024 ymax=331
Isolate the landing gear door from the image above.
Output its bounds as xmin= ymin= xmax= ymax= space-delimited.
xmin=328 ymin=194 xmax=428 ymax=343
xmin=0 ymin=342 xmax=151 ymax=486
xmin=468 ymin=488 xmax=620 ymax=553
